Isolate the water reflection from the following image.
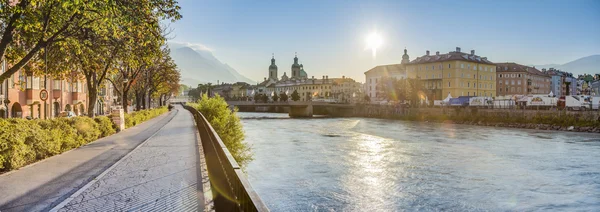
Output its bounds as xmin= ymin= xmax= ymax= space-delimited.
xmin=240 ymin=112 xmax=600 ymax=211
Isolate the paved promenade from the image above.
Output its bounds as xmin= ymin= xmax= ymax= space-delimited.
xmin=0 ymin=105 xmax=203 ymax=212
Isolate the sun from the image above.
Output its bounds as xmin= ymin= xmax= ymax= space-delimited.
xmin=366 ymin=32 xmax=383 ymax=58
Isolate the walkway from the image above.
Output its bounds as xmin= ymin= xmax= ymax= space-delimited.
xmin=0 ymin=105 xmax=203 ymax=212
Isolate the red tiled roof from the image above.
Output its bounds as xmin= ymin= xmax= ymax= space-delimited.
xmin=495 ymin=62 xmax=549 ymax=76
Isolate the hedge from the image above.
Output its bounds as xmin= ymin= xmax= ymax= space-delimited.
xmin=0 ymin=107 xmax=168 ymax=172
xmin=187 ymin=94 xmax=252 ymax=168
xmin=124 ymin=107 xmax=168 ymax=128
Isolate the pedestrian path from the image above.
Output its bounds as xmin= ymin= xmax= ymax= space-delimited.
xmin=56 ymin=105 xmax=203 ymax=211
xmin=0 ymin=106 xmax=202 ymax=212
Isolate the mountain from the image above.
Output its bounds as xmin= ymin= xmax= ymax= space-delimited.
xmin=533 ymin=55 xmax=600 ymax=75
xmin=168 ymin=43 xmax=255 ymax=86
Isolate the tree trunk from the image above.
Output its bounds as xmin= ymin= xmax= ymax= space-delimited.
xmin=123 ymin=91 xmax=130 ymax=113
xmin=87 ymin=88 xmax=98 ymax=117
xmin=135 ymin=90 xmax=142 ymax=111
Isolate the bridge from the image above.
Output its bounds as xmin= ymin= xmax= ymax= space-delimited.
xmin=226 ymin=101 xmax=356 ymax=117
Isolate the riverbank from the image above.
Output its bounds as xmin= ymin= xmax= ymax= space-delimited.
xmin=349 ymin=105 xmax=600 ymax=133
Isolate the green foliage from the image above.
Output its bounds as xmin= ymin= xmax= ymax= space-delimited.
xmin=0 ymin=115 xmax=121 ymax=172
xmin=272 ymin=93 xmax=279 ymax=102
xmin=124 ymin=107 xmax=168 ymax=128
xmin=291 ymin=90 xmax=300 ymax=101
xmin=187 ymin=94 xmax=252 ymax=168
xmin=280 ymin=92 xmax=288 ymax=102
xmin=94 ymin=116 xmax=117 ymax=137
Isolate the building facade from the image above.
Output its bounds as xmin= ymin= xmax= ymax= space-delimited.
xmin=364 ymin=49 xmax=409 ymax=101
xmin=256 ymin=54 xmax=352 ymax=102
xmin=495 ymin=63 xmax=551 ymax=96
xmin=544 ymin=68 xmax=577 ymax=96
xmin=406 ymin=47 xmax=496 ymax=100
xmin=0 ymin=63 xmax=89 ymax=119
xmin=331 ymin=76 xmax=363 ymax=103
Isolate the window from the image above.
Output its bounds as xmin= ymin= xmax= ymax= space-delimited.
xmin=426 ymin=66 xmax=429 ymax=70
xmin=499 ymin=74 xmax=502 ymax=78
xmin=439 ymin=74 xmax=442 ymax=78
xmin=461 ymin=64 xmax=464 ymax=68
xmin=432 ymin=65 xmax=435 ymax=70
xmin=511 ymin=80 xmax=515 ymax=85
xmin=467 ymin=64 xmax=470 ymax=69
xmin=448 ymin=81 xmax=450 ymax=87
xmin=479 ymin=83 xmax=482 ymax=88
xmin=518 ymin=74 xmax=521 ymax=78
xmin=448 ymin=73 xmax=451 ymax=78
xmin=439 ymin=65 xmax=442 ymax=70
xmin=473 ymin=66 xmax=477 ymax=70
xmin=468 ymin=82 xmax=470 ymax=88
xmin=448 ymin=64 xmax=451 ymax=68
xmin=461 ymin=73 xmax=464 ymax=78
xmin=468 ymin=92 xmax=470 ymax=96
xmin=432 ymin=74 xmax=435 ymax=79
xmin=461 ymin=82 xmax=464 ymax=87
xmin=518 ymin=81 xmax=521 ymax=85
xmin=491 ymin=76 xmax=493 ymax=80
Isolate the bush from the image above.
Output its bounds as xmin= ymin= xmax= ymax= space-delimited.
xmin=187 ymin=94 xmax=252 ymax=168
xmin=0 ymin=115 xmax=121 ymax=172
xmin=124 ymin=107 xmax=168 ymax=128
xmin=95 ymin=116 xmax=117 ymax=137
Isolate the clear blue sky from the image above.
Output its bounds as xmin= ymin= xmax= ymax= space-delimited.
xmin=168 ymin=0 xmax=600 ymax=82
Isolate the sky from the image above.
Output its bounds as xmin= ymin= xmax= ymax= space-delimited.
xmin=167 ymin=0 xmax=600 ymax=83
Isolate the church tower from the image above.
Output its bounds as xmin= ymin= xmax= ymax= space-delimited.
xmin=269 ymin=54 xmax=278 ymax=81
xmin=401 ymin=48 xmax=410 ymax=64
xmin=291 ymin=52 xmax=301 ymax=79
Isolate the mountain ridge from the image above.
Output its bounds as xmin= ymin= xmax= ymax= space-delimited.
xmin=167 ymin=42 xmax=255 ymax=86
xmin=532 ymin=55 xmax=600 ymax=75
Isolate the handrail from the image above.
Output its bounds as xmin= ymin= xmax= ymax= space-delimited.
xmin=183 ymin=105 xmax=269 ymax=212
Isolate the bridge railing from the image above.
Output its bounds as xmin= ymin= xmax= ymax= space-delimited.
xmin=183 ymin=105 xmax=269 ymax=212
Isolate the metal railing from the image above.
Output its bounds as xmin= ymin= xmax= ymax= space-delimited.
xmin=183 ymin=105 xmax=269 ymax=212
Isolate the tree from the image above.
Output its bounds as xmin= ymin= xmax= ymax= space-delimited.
xmin=272 ymin=92 xmax=279 ymax=102
xmin=364 ymin=94 xmax=370 ymax=102
xmin=279 ymin=92 xmax=288 ymax=102
xmin=0 ymin=0 xmax=182 ymax=83
xmin=261 ymin=94 xmax=268 ymax=103
xmin=291 ymin=90 xmax=300 ymax=101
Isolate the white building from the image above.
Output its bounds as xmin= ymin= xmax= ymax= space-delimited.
xmin=364 ymin=48 xmax=410 ymax=102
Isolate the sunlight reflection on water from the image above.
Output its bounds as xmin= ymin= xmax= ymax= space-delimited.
xmin=239 ymin=112 xmax=600 ymax=211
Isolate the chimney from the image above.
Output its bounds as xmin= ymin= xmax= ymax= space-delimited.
xmin=436 ymin=51 xmax=440 ymax=56
xmin=426 ymin=50 xmax=430 ymax=56
xmin=326 ymin=75 xmax=329 ymax=80
xmin=471 ymin=50 xmax=475 ymax=55
xmin=264 ymin=77 xmax=266 ymax=81
xmin=456 ymin=47 xmax=461 ymax=52
xmin=342 ymin=75 xmax=345 ymax=79
xmin=482 ymin=57 xmax=487 ymax=60
xmin=312 ymin=76 xmax=314 ymax=79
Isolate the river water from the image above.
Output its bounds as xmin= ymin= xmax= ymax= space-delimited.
xmin=239 ymin=112 xmax=600 ymax=211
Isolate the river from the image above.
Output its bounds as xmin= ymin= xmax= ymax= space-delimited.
xmin=239 ymin=112 xmax=600 ymax=211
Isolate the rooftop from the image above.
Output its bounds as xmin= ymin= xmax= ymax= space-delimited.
xmin=409 ymin=48 xmax=494 ymax=65
xmin=495 ymin=62 xmax=549 ymax=76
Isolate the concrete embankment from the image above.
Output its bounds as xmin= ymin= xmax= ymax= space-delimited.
xmin=348 ymin=105 xmax=600 ymax=133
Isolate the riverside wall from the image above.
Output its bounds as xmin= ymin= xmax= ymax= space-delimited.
xmin=349 ymin=104 xmax=600 ymax=133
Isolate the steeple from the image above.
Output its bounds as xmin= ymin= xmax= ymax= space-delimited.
xmin=269 ymin=54 xmax=278 ymax=81
xmin=401 ymin=48 xmax=410 ymax=64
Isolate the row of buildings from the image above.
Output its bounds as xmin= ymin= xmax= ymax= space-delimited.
xmin=365 ymin=47 xmax=598 ymax=102
xmin=0 ymin=61 xmax=120 ymax=119
xmin=212 ymin=54 xmax=364 ymax=103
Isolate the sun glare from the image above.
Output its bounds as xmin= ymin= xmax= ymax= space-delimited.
xmin=366 ymin=32 xmax=383 ymax=58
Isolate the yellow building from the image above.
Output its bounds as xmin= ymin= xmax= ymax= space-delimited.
xmin=406 ymin=47 xmax=496 ymax=100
